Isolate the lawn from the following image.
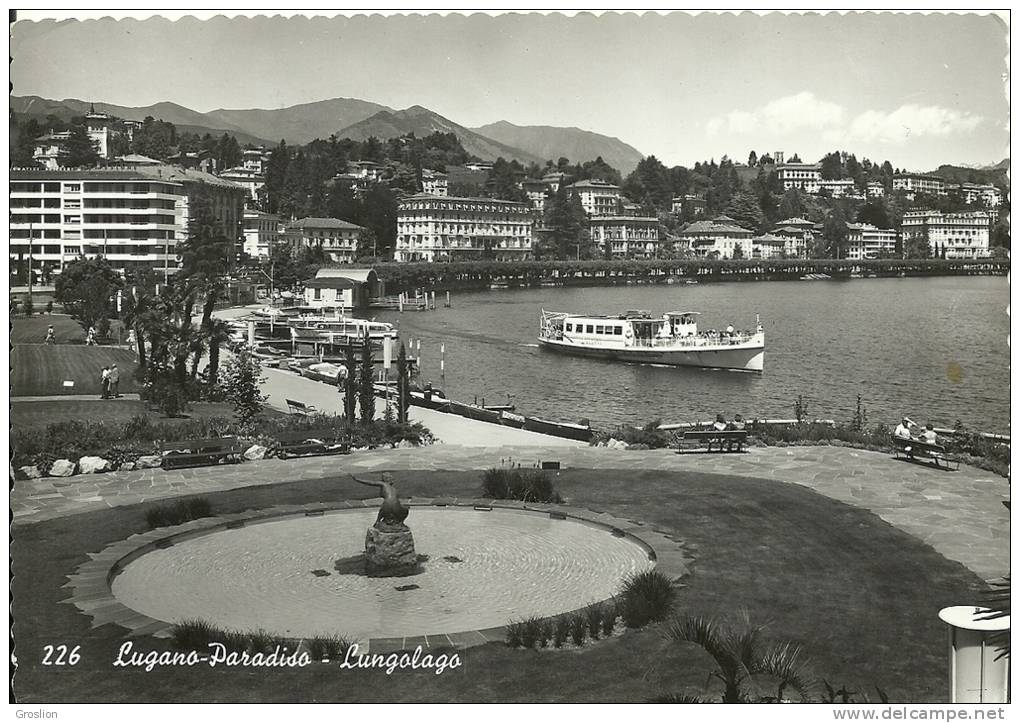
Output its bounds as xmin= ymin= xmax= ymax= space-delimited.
xmin=11 ymin=400 xmax=285 ymax=431
xmin=11 ymin=468 xmax=985 ymax=703
xmin=10 ymin=315 xmax=127 ymax=344
xmin=11 ymin=344 xmax=139 ymax=396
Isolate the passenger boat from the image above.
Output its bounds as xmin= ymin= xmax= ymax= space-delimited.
xmin=538 ymin=309 xmax=765 ymax=371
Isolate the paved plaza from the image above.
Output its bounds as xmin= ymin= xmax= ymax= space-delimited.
xmin=12 ymin=442 xmax=1009 ymax=581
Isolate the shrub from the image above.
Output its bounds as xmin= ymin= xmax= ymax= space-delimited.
xmin=552 ymin=616 xmax=569 ymax=648
xmin=218 ymin=350 xmax=268 ymax=434
xmin=22 ymin=295 xmax=34 ymax=317
xmin=481 ymin=467 xmax=562 ymax=503
xmin=591 ymin=419 xmax=673 ymax=449
xmin=307 ymin=634 xmax=353 ymax=661
xmin=620 ymin=570 xmax=676 ymax=628
xmin=537 ymin=619 xmax=553 ymax=648
xmin=145 ymin=497 xmax=213 ymax=529
xmin=584 ymin=602 xmax=604 ymax=640
xmin=505 ymin=619 xmax=525 ymax=648
xmin=172 ymin=619 xmax=217 ymax=651
xmin=519 ymin=616 xmax=543 ymax=649
xmin=247 ymin=629 xmax=276 ymax=654
xmin=569 ymin=613 xmax=587 ymax=646
xmin=45 ymin=300 xmax=53 ymax=315
xmin=601 ymin=600 xmax=619 ymax=637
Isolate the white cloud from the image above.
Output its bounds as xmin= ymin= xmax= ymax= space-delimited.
xmin=845 ymin=104 xmax=983 ymax=144
xmin=705 ymin=94 xmax=983 ymax=148
xmin=705 ymin=92 xmax=845 ymax=137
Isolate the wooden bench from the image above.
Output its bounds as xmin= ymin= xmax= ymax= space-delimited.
xmin=274 ymin=429 xmax=351 ymax=459
xmin=678 ymin=429 xmax=748 ymax=453
xmin=892 ymin=436 xmax=960 ymax=470
xmin=159 ymin=437 xmax=245 ymax=470
xmin=286 ymin=399 xmax=318 ymax=416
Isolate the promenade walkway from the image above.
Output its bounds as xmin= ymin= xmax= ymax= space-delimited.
xmin=11 ymin=444 xmax=1009 ymax=580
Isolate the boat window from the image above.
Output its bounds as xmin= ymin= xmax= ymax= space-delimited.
xmin=595 ymin=325 xmax=604 ymax=334
xmin=586 ymin=325 xmax=594 ymax=334
xmin=614 ymin=326 xmax=623 ymax=335
xmin=565 ymin=323 xmax=572 ymax=332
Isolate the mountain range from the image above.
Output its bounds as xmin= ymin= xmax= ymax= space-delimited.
xmin=10 ymin=94 xmax=646 ymax=173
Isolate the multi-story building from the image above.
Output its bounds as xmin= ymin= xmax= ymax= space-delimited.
xmin=959 ymin=183 xmax=1002 ymax=208
xmin=522 ymin=179 xmax=551 ymax=213
xmin=745 ymin=233 xmax=792 ymax=259
xmin=33 ymin=107 xmax=122 ymax=168
xmin=421 ymin=169 xmax=448 ymax=197
xmin=671 ymin=195 xmax=707 ymax=217
xmin=817 ymin=179 xmax=856 ymax=198
xmin=285 ymin=217 xmax=365 ymax=264
xmin=679 ymin=216 xmax=754 ymax=259
xmin=892 ymin=173 xmax=946 ymax=197
xmin=10 ymin=165 xmax=245 ymax=278
xmin=776 ymin=163 xmax=821 ymax=193
xmin=866 ymin=181 xmax=885 ymax=198
xmin=84 ymin=109 xmax=114 ymax=159
xmin=242 ymin=210 xmax=282 ymax=259
xmin=770 ymin=226 xmax=811 ymax=258
xmin=395 ymin=194 xmax=532 ymax=262
xmin=589 ymin=216 xmax=661 ymax=258
xmin=464 ymin=161 xmax=494 ymax=173
xmin=844 ymin=223 xmax=898 ymax=259
xmin=566 ymin=179 xmax=620 ymax=217
xmin=242 ymin=147 xmax=269 ymax=175
xmin=218 ymin=166 xmax=265 ymax=207
xmin=541 ymin=172 xmax=571 ymax=193
xmin=33 ymin=132 xmax=71 ymax=169
xmin=901 ymin=210 xmax=990 ymax=258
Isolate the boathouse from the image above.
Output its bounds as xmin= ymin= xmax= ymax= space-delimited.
xmin=303 ymin=268 xmax=382 ymax=309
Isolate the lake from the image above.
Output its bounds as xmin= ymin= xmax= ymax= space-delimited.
xmin=370 ymin=276 xmax=1010 ymax=435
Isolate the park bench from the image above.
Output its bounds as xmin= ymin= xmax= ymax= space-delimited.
xmin=286 ymin=399 xmax=318 ymax=416
xmin=274 ymin=429 xmax=351 ymax=459
xmin=159 ymin=436 xmax=245 ymax=470
xmin=677 ymin=429 xmax=748 ymax=454
xmin=892 ymin=436 xmax=960 ymax=471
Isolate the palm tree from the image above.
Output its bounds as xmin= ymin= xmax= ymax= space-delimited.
xmin=205 ymin=318 xmax=234 ymax=388
xmin=663 ymin=613 xmax=816 ymax=703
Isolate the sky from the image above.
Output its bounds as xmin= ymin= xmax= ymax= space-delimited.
xmin=9 ymin=10 xmax=1010 ymax=170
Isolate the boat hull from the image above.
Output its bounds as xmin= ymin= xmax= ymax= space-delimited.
xmin=538 ymin=337 xmax=764 ymax=372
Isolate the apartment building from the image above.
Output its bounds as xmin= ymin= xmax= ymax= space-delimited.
xmin=866 ymin=181 xmax=885 ymax=198
xmin=589 ymin=216 xmax=661 ymax=258
xmin=243 ymin=210 xmax=282 ymax=259
xmin=776 ymin=163 xmax=821 ymax=193
xmin=219 ymin=166 xmax=265 ymax=206
xmin=10 ymin=165 xmax=245 ymax=278
xmin=566 ymin=179 xmax=620 ymax=217
xmin=959 ymin=183 xmax=1002 ymax=208
xmin=817 ymin=179 xmax=857 ymax=198
xmin=679 ymin=216 xmax=754 ymax=259
xmin=844 ymin=223 xmax=898 ymax=259
xmin=901 ymin=210 xmax=990 ymax=258
xmin=285 ymin=217 xmax=365 ymax=264
xmin=892 ymin=173 xmax=946 ymax=197
xmin=422 ymin=169 xmax=449 ymax=197
xmin=395 ymin=194 xmax=532 ymax=262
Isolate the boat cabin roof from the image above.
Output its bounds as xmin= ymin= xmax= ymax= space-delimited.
xmin=667 ymin=311 xmax=701 ymax=318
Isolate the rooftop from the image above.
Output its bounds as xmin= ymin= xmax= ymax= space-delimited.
xmin=567 ymin=179 xmax=619 ymax=190
xmin=288 ymin=217 xmax=365 ymax=231
xmin=10 ymin=164 xmax=246 ymax=190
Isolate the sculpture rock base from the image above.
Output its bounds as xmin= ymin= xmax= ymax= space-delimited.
xmin=364 ymin=524 xmax=418 ymax=574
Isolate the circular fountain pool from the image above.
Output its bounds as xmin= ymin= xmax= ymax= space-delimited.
xmin=110 ymin=507 xmax=654 ymax=640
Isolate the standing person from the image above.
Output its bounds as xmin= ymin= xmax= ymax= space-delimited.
xmin=44 ymin=325 xmax=55 ymax=344
xmin=100 ymin=366 xmax=110 ymax=399
xmin=86 ymin=326 xmax=96 ymax=346
xmin=109 ymin=364 xmax=121 ymax=398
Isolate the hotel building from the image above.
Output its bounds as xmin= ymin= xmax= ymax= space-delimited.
xmin=566 ymin=179 xmax=620 ymax=217
xmin=395 ymin=194 xmax=532 ymax=262
xmin=10 ymin=165 xmax=245 ymax=278
xmin=285 ymin=217 xmax=365 ymax=264
xmin=901 ymin=210 xmax=990 ymax=258
xmin=844 ymin=223 xmax=898 ymax=259
xmin=589 ymin=216 xmax=661 ymax=258
xmin=776 ymin=163 xmax=821 ymax=193
xmin=243 ymin=210 xmax=282 ymax=259
xmin=892 ymin=173 xmax=947 ymax=197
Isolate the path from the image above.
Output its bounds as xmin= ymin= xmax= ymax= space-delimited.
xmin=11 ymin=444 xmax=1009 ymax=581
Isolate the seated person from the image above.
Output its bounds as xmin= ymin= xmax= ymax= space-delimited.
xmin=920 ymin=424 xmax=939 ymax=445
xmin=894 ymin=418 xmax=915 ymax=440
xmin=712 ymin=414 xmax=727 ymax=432
xmin=729 ymin=414 xmax=746 ymax=431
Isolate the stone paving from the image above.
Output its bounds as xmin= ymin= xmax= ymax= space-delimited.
xmin=13 ymin=443 xmax=1010 ymax=580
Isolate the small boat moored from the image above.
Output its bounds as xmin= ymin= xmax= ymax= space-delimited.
xmin=538 ymin=309 xmax=765 ymax=372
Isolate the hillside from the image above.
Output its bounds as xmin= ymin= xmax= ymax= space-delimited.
xmin=11 ymin=95 xmax=273 ymax=147
xmin=473 ymin=120 xmax=644 ymax=174
xmin=933 ymin=159 xmax=1009 ymax=187
xmin=202 ymin=97 xmax=392 ymax=145
xmin=336 ymin=106 xmax=547 ymax=166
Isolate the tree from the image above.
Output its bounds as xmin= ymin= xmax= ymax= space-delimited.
xmin=343 ymin=340 xmax=358 ymax=425
xmin=856 ymin=202 xmax=891 ymax=229
xmin=904 ymin=230 xmax=932 ymax=259
xmin=622 ymin=155 xmax=673 ymax=210
xmin=724 ymin=192 xmax=765 ymax=233
xmin=821 ymin=207 xmax=849 ymax=259
xmin=778 ymin=188 xmax=804 ymax=220
xmin=205 ymin=319 xmax=233 ymax=388
xmin=12 ymin=118 xmax=43 ymax=168
xmin=219 ymin=348 xmax=267 ymax=433
xmin=396 ymin=342 xmax=410 ymax=424
xmin=747 ymin=150 xmax=758 ymax=168
xmin=58 ymin=125 xmax=101 ymax=168
xmin=819 ymin=151 xmax=843 ymax=181
xmin=54 ymin=257 xmax=123 ymax=332
xmin=662 ymin=614 xmax=815 ymax=703
xmin=359 ymin=333 xmax=376 ymax=426
xmin=544 ymin=184 xmax=589 ymax=259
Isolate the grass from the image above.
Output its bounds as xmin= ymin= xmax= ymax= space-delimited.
xmin=144 ymin=497 xmax=213 ymax=529
xmin=10 ymin=315 xmax=128 ymax=344
xmin=11 ymin=401 xmax=281 ymax=431
xmin=11 ymin=344 xmax=139 ymax=396
xmin=11 ymin=468 xmax=987 ymax=703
